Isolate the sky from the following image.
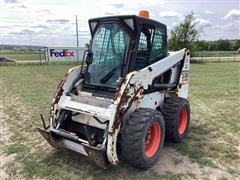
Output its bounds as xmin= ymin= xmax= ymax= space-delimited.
xmin=0 ymin=0 xmax=239 ymax=47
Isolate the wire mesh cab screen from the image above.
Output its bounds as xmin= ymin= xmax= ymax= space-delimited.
xmin=85 ymin=23 xmax=130 ymax=88
xmin=135 ymin=24 xmax=167 ymax=70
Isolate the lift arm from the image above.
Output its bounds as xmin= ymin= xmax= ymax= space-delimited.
xmin=130 ymin=48 xmax=189 ymax=89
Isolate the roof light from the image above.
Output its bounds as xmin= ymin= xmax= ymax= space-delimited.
xmin=138 ymin=10 xmax=149 ymax=18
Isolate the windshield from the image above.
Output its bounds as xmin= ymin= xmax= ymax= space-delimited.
xmin=85 ymin=23 xmax=130 ymax=88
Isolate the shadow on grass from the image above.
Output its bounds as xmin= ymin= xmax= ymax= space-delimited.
xmin=25 ymin=149 xmax=158 ymax=180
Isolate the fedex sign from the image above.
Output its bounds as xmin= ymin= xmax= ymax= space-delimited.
xmin=46 ymin=47 xmax=84 ymax=61
xmin=50 ymin=49 xmax=74 ymax=57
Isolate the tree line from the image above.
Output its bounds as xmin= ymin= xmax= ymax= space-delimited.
xmin=168 ymin=12 xmax=240 ymax=52
xmin=193 ymin=39 xmax=240 ymax=51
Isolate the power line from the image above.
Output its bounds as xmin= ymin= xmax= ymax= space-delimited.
xmin=1 ymin=33 xmax=90 ymax=36
xmin=0 ymin=20 xmax=76 ymax=24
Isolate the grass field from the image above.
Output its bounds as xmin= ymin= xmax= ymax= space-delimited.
xmin=0 ymin=62 xmax=240 ymax=179
xmin=0 ymin=51 xmax=45 ymax=61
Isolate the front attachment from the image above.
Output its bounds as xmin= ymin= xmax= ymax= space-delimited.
xmin=37 ymin=127 xmax=109 ymax=168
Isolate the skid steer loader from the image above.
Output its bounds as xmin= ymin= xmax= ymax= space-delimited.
xmin=38 ymin=10 xmax=191 ymax=169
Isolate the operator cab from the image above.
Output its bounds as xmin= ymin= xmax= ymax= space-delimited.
xmin=83 ymin=12 xmax=167 ymax=92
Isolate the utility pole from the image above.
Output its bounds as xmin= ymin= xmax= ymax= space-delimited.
xmin=0 ymin=27 xmax=3 ymax=51
xmin=76 ymin=15 xmax=79 ymax=47
xmin=29 ymin=31 xmax=32 ymax=50
xmin=76 ymin=15 xmax=79 ymax=62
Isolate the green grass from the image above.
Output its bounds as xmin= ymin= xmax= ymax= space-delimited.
xmin=0 ymin=62 xmax=240 ymax=179
xmin=0 ymin=52 xmax=82 ymax=63
xmin=5 ymin=143 xmax=29 ymax=155
xmin=0 ymin=52 xmax=45 ymax=61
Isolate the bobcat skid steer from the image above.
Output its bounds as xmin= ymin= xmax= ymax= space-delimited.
xmin=38 ymin=10 xmax=191 ymax=169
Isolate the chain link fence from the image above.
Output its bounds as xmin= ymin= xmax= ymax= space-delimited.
xmin=0 ymin=49 xmax=45 ymax=63
xmin=191 ymin=51 xmax=240 ymax=62
xmin=0 ymin=48 xmax=85 ymax=65
xmin=1 ymin=49 xmax=239 ymax=65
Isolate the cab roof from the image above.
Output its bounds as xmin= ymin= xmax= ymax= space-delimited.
xmin=88 ymin=15 xmax=167 ymax=35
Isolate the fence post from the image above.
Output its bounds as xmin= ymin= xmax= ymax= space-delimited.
xmin=39 ymin=49 xmax=42 ymax=64
xmin=219 ymin=52 xmax=220 ymax=62
xmin=234 ymin=53 xmax=236 ymax=62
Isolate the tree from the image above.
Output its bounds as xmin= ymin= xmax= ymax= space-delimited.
xmin=168 ymin=12 xmax=199 ymax=52
xmin=194 ymin=40 xmax=208 ymax=51
xmin=233 ymin=40 xmax=240 ymax=51
xmin=216 ymin=39 xmax=231 ymax=51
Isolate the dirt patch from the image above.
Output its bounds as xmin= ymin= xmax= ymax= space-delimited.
xmin=153 ymin=147 xmax=201 ymax=174
xmin=153 ymin=147 xmax=234 ymax=179
xmin=0 ymin=105 xmax=14 ymax=180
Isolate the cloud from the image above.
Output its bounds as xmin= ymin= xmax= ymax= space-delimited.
xmin=18 ymin=29 xmax=36 ymax=34
xmin=221 ymin=22 xmax=239 ymax=32
xmin=104 ymin=12 xmax=116 ymax=16
xmin=205 ymin=10 xmax=215 ymax=15
xmin=32 ymin=24 xmax=48 ymax=29
xmin=194 ymin=18 xmax=211 ymax=28
xmin=41 ymin=9 xmax=51 ymax=13
xmin=4 ymin=0 xmax=19 ymax=3
xmin=79 ymin=30 xmax=89 ymax=35
xmin=46 ymin=19 xmax=70 ymax=24
xmin=194 ymin=13 xmax=200 ymax=17
xmin=110 ymin=3 xmax=125 ymax=9
xmin=224 ymin=9 xmax=240 ymax=20
xmin=19 ymin=4 xmax=27 ymax=8
xmin=1 ymin=0 xmax=239 ymax=46
xmin=159 ymin=11 xmax=182 ymax=19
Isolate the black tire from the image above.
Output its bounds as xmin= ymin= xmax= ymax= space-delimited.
xmin=121 ymin=108 xmax=165 ymax=169
xmin=162 ymin=97 xmax=190 ymax=143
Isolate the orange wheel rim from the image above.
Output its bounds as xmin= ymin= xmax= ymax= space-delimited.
xmin=144 ymin=122 xmax=161 ymax=158
xmin=178 ymin=108 xmax=188 ymax=135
